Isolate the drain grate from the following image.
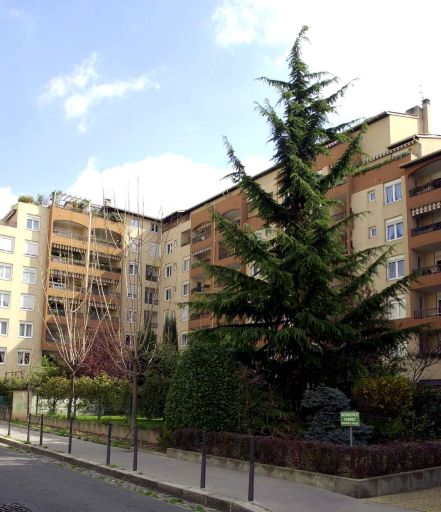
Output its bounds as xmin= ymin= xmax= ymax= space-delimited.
xmin=0 ymin=505 xmax=32 ymax=511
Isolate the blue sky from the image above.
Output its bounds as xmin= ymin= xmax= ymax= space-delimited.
xmin=1 ymin=0 xmax=441 ymax=217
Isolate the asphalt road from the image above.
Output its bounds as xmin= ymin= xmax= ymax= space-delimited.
xmin=0 ymin=444 xmax=186 ymax=512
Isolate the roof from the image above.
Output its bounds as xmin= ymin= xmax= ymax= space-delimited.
xmin=401 ymin=148 xmax=441 ymax=168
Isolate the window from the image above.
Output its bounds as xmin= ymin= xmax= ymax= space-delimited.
xmin=182 ymin=281 xmax=190 ymax=296
xmin=165 ymin=264 xmax=172 ymax=278
xmin=181 ymin=332 xmax=188 ymax=347
xmin=385 ymin=180 xmax=402 ymax=204
xmin=22 ymin=267 xmax=36 ymax=284
xmin=164 ymin=287 xmax=172 ymax=301
xmin=386 ymin=217 xmax=404 ymax=242
xmin=129 ymin=238 xmax=141 ymax=251
xmin=368 ymin=227 xmax=377 ymax=239
xmin=17 ymin=350 xmax=31 ymax=366
xmin=0 ymin=348 xmax=5 ymax=364
xmin=149 ymin=243 xmax=160 ymax=258
xmin=128 ymin=261 xmax=138 ymax=276
xmin=182 ymin=257 xmax=190 ymax=273
xmin=20 ymin=294 xmax=35 ymax=311
xmin=125 ymin=334 xmax=134 ymax=347
xmin=150 ymin=223 xmax=160 ymax=233
xmin=0 ymin=320 xmax=8 ymax=336
xmin=165 ymin=241 xmax=173 ymax=255
xmin=0 ymin=292 xmax=10 ymax=308
xmin=145 ymin=287 xmax=158 ymax=305
xmin=145 ymin=265 xmax=159 ymax=281
xmin=24 ymin=240 xmax=38 ymax=257
xmin=26 ymin=215 xmax=40 ymax=231
xmin=127 ymin=309 xmax=136 ymax=323
xmin=130 ymin=218 xmax=140 ymax=229
xmin=181 ymin=304 xmax=189 ymax=322
xmin=127 ymin=284 xmax=138 ymax=299
xmin=387 ymin=257 xmax=405 ymax=280
xmin=0 ymin=264 xmax=12 ymax=281
xmin=19 ymin=322 xmax=33 ymax=338
xmin=368 ymin=190 xmax=376 ymax=202
xmin=0 ymin=236 xmax=14 ymax=253
xmin=388 ymin=296 xmax=407 ymax=319
xmin=164 ymin=310 xmax=175 ymax=322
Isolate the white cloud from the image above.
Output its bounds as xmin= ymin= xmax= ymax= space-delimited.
xmin=39 ymin=53 xmax=158 ymax=131
xmin=68 ymin=153 xmax=272 ymax=217
xmin=0 ymin=187 xmax=18 ymax=218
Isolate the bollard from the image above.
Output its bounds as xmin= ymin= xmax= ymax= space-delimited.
xmin=26 ymin=414 xmax=31 ymax=443
xmin=7 ymin=408 xmax=11 ymax=436
xmin=248 ymin=436 xmax=255 ymax=502
xmin=133 ymin=425 xmax=138 ymax=471
xmin=106 ymin=422 xmax=112 ymax=465
xmin=200 ymin=431 xmax=207 ymax=489
xmin=39 ymin=414 xmax=44 ymax=447
xmin=68 ymin=417 xmax=73 ymax=454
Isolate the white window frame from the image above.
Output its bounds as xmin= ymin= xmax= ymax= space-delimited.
xmin=127 ymin=309 xmax=136 ymax=324
xmin=0 ymin=291 xmax=10 ymax=308
xmin=17 ymin=350 xmax=31 ymax=366
xmin=0 ymin=347 xmax=6 ymax=364
xmin=130 ymin=218 xmax=140 ymax=229
xmin=26 ymin=215 xmax=41 ymax=231
xmin=165 ymin=264 xmax=172 ymax=278
xmin=368 ymin=227 xmax=377 ymax=239
xmin=150 ymin=223 xmax=160 ymax=233
xmin=388 ymin=295 xmax=407 ymax=320
xmin=20 ymin=294 xmax=35 ymax=311
xmin=125 ymin=334 xmax=134 ymax=347
xmin=385 ymin=217 xmax=404 ymax=242
xmin=367 ymin=190 xmax=376 ymax=202
xmin=387 ymin=256 xmax=405 ymax=281
xmin=128 ymin=261 xmax=138 ymax=276
xmin=182 ymin=256 xmax=190 ymax=272
xmin=0 ymin=236 xmax=14 ymax=253
xmin=0 ymin=319 xmax=8 ymax=336
xmin=181 ymin=304 xmax=189 ymax=322
xmin=149 ymin=243 xmax=160 ymax=258
xmin=164 ymin=287 xmax=172 ymax=301
xmin=0 ymin=264 xmax=12 ymax=281
xmin=129 ymin=238 xmax=141 ymax=252
xmin=181 ymin=332 xmax=188 ymax=347
xmin=19 ymin=322 xmax=33 ymax=338
xmin=24 ymin=240 xmax=39 ymax=257
xmin=127 ymin=284 xmax=138 ymax=299
xmin=22 ymin=267 xmax=36 ymax=284
xmin=384 ymin=179 xmax=402 ymax=204
xmin=165 ymin=241 xmax=173 ymax=255
xmin=182 ymin=281 xmax=190 ymax=297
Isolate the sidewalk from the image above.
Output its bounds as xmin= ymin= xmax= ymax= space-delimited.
xmin=0 ymin=421 xmax=411 ymax=512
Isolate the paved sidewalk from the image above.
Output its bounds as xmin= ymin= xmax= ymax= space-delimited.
xmin=0 ymin=421 xmax=411 ymax=512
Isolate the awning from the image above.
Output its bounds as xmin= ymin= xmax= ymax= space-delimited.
xmin=52 ymin=242 xmax=86 ymax=253
xmin=411 ymin=201 xmax=441 ymax=216
xmin=193 ymin=221 xmax=211 ymax=231
xmin=50 ymin=269 xmax=84 ymax=279
xmin=192 ymin=246 xmax=211 ymax=257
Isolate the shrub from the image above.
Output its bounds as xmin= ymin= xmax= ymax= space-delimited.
xmin=302 ymin=386 xmax=371 ymax=444
xmin=170 ymin=428 xmax=441 ymax=478
xmin=165 ymin=340 xmax=241 ymax=432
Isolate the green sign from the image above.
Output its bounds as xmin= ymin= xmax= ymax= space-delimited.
xmin=340 ymin=411 xmax=360 ymax=427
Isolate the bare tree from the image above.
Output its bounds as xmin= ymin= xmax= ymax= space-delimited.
xmin=405 ymin=341 xmax=441 ymax=384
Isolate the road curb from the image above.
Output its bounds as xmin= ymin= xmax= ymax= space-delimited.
xmin=0 ymin=435 xmax=268 ymax=512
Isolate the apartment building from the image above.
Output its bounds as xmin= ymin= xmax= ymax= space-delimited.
xmin=2 ymin=99 xmax=441 ymax=381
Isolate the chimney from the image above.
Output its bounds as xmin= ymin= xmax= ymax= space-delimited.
xmin=104 ymin=198 xmax=112 ymax=207
xmin=422 ymin=98 xmax=431 ymax=134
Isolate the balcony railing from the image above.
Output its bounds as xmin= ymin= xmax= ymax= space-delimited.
xmin=414 ymin=308 xmax=441 ymax=319
xmin=332 ymin=212 xmax=346 ymax=221
xmin=190 ymin=312 xmax=210 ymax=320
xmin=414 ymin=264 xmax=441 ymax=276
xmin=191 ymin=284 xmax=211 ymax=294
xmin=411 ymin=221 xmax=441 ymax=237
xmin=409 ymin=177 xmax=441 ymax=197
xmin=219 ymin=249 xmax=235 ymax=260
xmin=192 ymin=231 xmax=211 ymax=244
xmin=53 ymin=230 xmax=122 ymax=248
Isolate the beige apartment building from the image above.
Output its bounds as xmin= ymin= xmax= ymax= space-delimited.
xmin=2 ymin=99 xmax=441 ymax=381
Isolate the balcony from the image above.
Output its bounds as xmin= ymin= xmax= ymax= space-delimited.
xmin=191 ymin=284 xmax=211 ymax=294
xmin=332 ymin=212 xmax=346 ymax=221
xmin=409 ymin=177 xmax=441 ymax=197
xmin=411 ymin=221 xmax=441 ymax=237
xmin=219 ymin=248 xmax=235 ymax=260
xmin=414 ymin=308 xmax=441 ymax=319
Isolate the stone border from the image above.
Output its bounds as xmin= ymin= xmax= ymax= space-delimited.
xmin=166 ymin=447 xmax=441 ymax=499
xmin=0 ymin=436 xmax=268 ymax=512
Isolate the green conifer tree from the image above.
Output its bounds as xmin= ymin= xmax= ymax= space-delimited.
xmin=190 ymin=27 xmax=422 ymax=406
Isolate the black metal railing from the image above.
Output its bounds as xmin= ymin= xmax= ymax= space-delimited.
xmin=414 ymin=308 xmax=441 ymax=319
xmin=219 ymin=249 xmax=235 ymax=260
xmin=409 ymin=177 xmax=441 ymax=197
xmin=192 ymin=231 xmax=211 ymax=244
xmin=413 ymin=264 xmax=441 ymax=276
xmin=411 ymin=221 xmax=441 ymax=237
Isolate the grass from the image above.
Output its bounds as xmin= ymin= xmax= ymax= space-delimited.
xmin=48 ymin=414 xmax=164 ymax=430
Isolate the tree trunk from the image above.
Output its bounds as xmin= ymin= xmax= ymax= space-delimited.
xmin=67 ymin=374 xmax=75 ymax=420
xmin=131 ymin=373 xmax=138 ymax=433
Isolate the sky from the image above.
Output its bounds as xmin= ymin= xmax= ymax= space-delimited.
xmin=2 ymin=0 xmax=441 ymax=218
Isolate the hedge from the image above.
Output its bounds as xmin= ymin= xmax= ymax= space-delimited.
xmin=170 ymin=428 xmax=441 ymax=478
